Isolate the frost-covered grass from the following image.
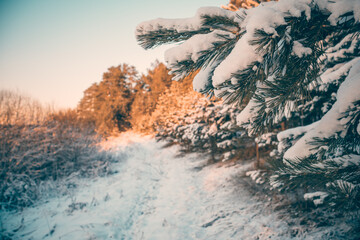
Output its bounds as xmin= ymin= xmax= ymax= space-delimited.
xmin=0 ymin=122 xmax=117 ymax=210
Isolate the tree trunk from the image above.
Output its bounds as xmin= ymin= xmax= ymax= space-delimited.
xmin=255 ymin=142 xmax=260 ymax=168
xmin=210 ymin=136 xmax=217 ymax=163
xmin=281 ymin=121 xmax=286 ymax=131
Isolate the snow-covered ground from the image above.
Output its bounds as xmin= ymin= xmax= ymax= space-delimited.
xmin=1 ymin=133 xmax=294 ymax=239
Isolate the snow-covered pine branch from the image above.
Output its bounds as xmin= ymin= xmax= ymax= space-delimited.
xmin=136 ymin=0 xmax=359 ymax=155
xmin=137 ymin=0 xmax=360 ymax=209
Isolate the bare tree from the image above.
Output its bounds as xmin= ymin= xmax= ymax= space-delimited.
xmin=0 ymin=89 xmax=53 ymax=125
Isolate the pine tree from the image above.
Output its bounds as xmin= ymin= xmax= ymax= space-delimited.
xmin=136 ymin=0 xmax=360 ymax=208
xmin=221 ymin=0 xmax=273 ymax=11
xmin=147 ymin=71 xmax=256 ymax=162
xmin=130 ymin=62 xmax=173 ymax=132
xmin=78 ymin=64 xmax=139 ymax=136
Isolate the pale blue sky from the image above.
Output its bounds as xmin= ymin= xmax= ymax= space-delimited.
xmin=0 ymin=0 xmax=224 ymax=108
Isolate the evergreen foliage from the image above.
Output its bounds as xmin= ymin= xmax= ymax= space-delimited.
xmin=130 ymin=62 xmax=173 ymax=132
xmin=147 ymin=72 xmax=256 ymax=162
xmin=136 ymin=0 xmax=360 ymax=211
xmin=221 ymin=0 xmax=273 ymax=11
xmin=78 ymin=64 xmax=139 ymax=136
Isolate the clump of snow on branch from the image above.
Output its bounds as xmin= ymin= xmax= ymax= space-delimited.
xmin=304 ymin=191 xmax=329 ymax=206
xmin=325 ymin=0 xmax=360 ymax=25
xmin=136 ymin=7 xmax=236 ymax=36
xmin=246 ymin=170 xmax=265 ymax=184
xmin=284 ymin=59 xmax=360 ymax=160
xmin=292 ymin=41 xmax=312 ymax=57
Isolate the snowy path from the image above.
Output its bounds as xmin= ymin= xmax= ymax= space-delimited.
xmin=1 ymin=133 xmax=290 ymax=239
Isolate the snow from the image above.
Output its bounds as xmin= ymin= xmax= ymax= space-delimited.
xmin=193 ymin=60 xmax=219 ymax=92
xmin=272 ymin=0 xmax=312 ymax=19
xmin=319 ymin=57 xmax=360 ymax=91
xmin=137 ymin=1 xmax=359 ymax=153
xmin=136 ymin=7 xmax=236 ymax=36
xmin=329 ymin=180 xmax=356 ymax=194
xmin=212 ymin=34 xmax=260 ymax=89
xmin=324 ymin=0 xmax=360 ymax=25
xmin=222 ymin=152 xmax=233 ymax=162
xmin=292 ymin=41 xmax=312 ymax=58
xmin=165 ymin=31 xmax=232 ymax=64
xmin=304 ymin=191 xmax=329 ymax=206
xmin=165 ymin=30 xmax=233 ymax=80
xmin=277 ymin=121 xmax=319 ymax=153
xmin=217 ymin=139 xmax=233 ymax=148
xmin=284 ymin=58 xmax=360 ymax=160
xmin=326 ymin=34 xmax=359 ymax=61
xmin=239 ymin=0 xmax=312 ymax=37
xmin=1 ymin=133 xmax=292 ymax=239
xmin=236 ymin=98 xmax=258 ymax=127
xmin=182 ymin=123 xmax=202 ymax=144
xmin=208 ymin=123 xmax=218 ymax=135
xmin=220 ymin=121 xmax=234 ymax=130
xmin=137 ymin=1 xmax=318 ymax=92
xmin=207 ymin=0 xmax=314 ymax=89
xmin=246 ymin=170 xmax=265 ymax=184
xmin=329 ymin=154 xmax=360 ymax=167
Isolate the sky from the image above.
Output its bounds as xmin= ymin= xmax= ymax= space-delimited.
xmin=0 ymin=0 xmax=224 ymax=108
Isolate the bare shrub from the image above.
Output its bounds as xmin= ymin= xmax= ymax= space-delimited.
xmin=0 ymin=92 xmax=117 ymax=210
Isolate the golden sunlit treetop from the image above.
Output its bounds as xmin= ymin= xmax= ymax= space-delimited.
xmin=221 ymin=0 xmax=273 ymax=11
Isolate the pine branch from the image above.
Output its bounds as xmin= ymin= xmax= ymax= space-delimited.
xmin=136 ymin=28 xmax=211 ymax=50
xmin=217 ymin=61 xmax=262 ymax=106
xmin=270 ymin=155 xmax=328 ymax=191
xmin=308 ymin=100 xmax=360 ymax=157
xmin=197 ymin=32 xmax=243 ymax=70
xmin=201 ymin=14 xmax=240 ymax=32
xmin=170 ymin=31 xmax=242 ymax=83
xmin=270 ymin=153 xmax=360 ymax=208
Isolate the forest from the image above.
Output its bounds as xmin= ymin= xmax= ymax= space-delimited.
xmin=1 ymin=0 xmax=360 ymax=239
